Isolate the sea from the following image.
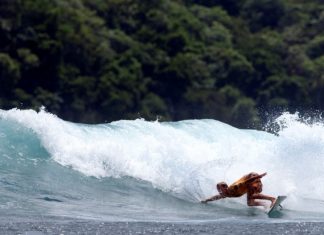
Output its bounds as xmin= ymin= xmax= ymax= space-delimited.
xmin=0 ymin=108 xmax=324 ymax=234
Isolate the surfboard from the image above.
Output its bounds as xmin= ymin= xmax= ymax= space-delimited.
xmin=267 ymin=195 xmax=287 ymax=217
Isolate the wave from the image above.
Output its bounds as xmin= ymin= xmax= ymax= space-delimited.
xmin=1 ymin=108 xmax=324 ymax=220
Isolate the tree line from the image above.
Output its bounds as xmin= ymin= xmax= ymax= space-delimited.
xmin=1 ymin=0 xmax=324 ymax=128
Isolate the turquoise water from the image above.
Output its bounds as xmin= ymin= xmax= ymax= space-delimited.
xmin=0 ymin=108 xmax=324 ymax=222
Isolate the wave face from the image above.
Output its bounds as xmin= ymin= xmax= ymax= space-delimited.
xmin=0 ymin=109 xmax=324 ymax=221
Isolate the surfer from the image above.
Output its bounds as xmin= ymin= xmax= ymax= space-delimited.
xmin=201 ymin=172 xmax=276 ymax=208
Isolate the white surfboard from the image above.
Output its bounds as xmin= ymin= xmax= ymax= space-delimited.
xmin=267 ymin=195 xmax=287 ymax=217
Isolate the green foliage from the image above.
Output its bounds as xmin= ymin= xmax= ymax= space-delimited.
xmin=258 ymin=75 xmax=309 ymax=108
xmin=309 ymin=56 xmax=324 ymax=109
xmin=1 ymin=0 xmax=323 ymax=128
xmin=203 ymin=48 xmax=253 ymax=90
xmin=0 ymin=53 xmax=20 ymax=96
xmin=202 ymin=21 xmax=232 ymax=47
xmin=307 ymin=36 xmax=324 ymax=59
xmin=17 ymin=48 xmax=39 ymax=67
xmin=189 ymin=5 xmax=232 ymax=27
xmin=231 ymin=97 xmax=259 ymax=127
xmin=242 ymin=0 xmax=287 ymax=32
xmin=180 ymin=88 xmax=228 ymax=121
xmin=140 ymin=93 xmax=169 ymax=120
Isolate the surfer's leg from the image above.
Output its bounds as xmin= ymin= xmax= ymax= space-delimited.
xmin=246 ymin=192 xmax=265 ymax=207
xmin=247 ymin=198 xmax=266 ymax=207
xmin=250 ymin=193 xmax=276 ymax=207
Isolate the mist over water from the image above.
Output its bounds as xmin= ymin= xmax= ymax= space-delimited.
xmin=0 ymin=108 xmax=324 ymax=222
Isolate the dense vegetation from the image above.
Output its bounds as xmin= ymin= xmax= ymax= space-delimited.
xmin=1 ymin=0 xmax=324 ymax=128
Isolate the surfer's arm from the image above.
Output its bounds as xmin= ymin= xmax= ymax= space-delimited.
xmin=201 ymin=194 xmax=225 ymax=203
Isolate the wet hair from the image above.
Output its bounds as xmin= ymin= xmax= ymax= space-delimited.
xmin=248 ymin=172 xmax=258 ymax=178
xmin=216 ymin=182 xmax=228 ymax=193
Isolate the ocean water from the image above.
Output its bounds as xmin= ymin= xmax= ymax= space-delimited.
xmin=0 ymin=108 xmax=324 ymax=233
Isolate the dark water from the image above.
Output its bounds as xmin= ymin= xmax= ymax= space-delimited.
xmin=1 ymin=217 xmax=324 ymax=235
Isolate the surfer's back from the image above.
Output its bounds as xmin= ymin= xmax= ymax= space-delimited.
xmin=227 ymin=173 xmax=260 ymax=197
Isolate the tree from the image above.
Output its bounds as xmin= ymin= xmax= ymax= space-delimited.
xmin=0 ymin=53 xmax=20 ymax=97
xmin=242 ymin=0 xmax=286 ymax=32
